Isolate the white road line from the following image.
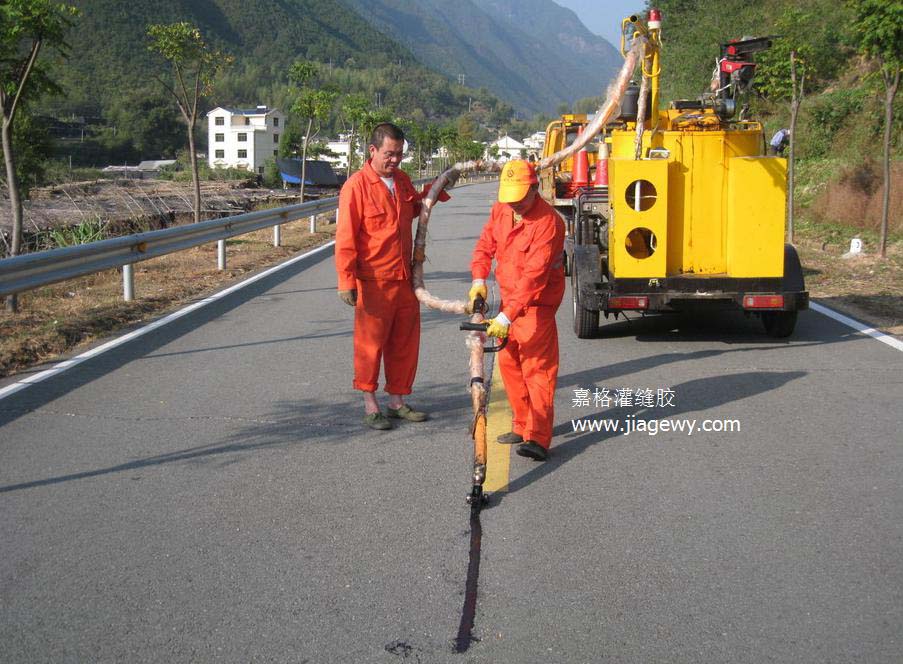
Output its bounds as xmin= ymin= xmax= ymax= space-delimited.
xmin=810 ymin=301 xmax=903 ymax=353
xmin=3 ymin=243 xmax=900 ymax=402
xmin=0 ymin=241 xmax=336 ymax=402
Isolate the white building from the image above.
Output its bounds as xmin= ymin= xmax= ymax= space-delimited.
xmin=316 ymin=134 xmax=353 ymax=171
xmin=319 ymin=135 xmax=413 ymax=171
xmin=485 ymin=134 xmax=528 ymax=161
xmin=207 ymin=106 xmax=286 ymax=175
xmin=522 ymin=131 xmax=546 ymax=154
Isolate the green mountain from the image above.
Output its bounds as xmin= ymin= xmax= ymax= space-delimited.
xmin=34 ymin=0 xmax=628 ymax=170
xmin=38 ymin=0 xmax=529 ymax=166
xmin=338 ymin=0 xmax=622 ymax=115
xmin=54 ymin=0 xmax=416 ymax=114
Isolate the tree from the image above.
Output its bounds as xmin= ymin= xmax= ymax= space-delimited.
xmin=753 ymin=10 xmax=832 ymax=243
xmin=755 ymin=7 xmax=848 ymax=102
xmin=107 ymin=89 xmax=185 ymax=159
xmin=341 ymin=93 xmax=370 ymax=176
xmin=147 ymin=22 xmax=231 ymax=224
xmin=437 ymin=124 xmax=458 ymax=171
xmin=787 ymin=51 xmax=806 ymax=242
xmin=1 ymin=109 xmax=52 ymax=198
xmin=288 ymin=60 xmax=337 ymax=200
xmin=848 ymin=0 xmax=902 ymax=258
xmin=0 ymin=0 xmax=77 ymax=312
xmin=405 ymin=122 xmax=440 ymax=178
xmin=357 ymin=107 xmax=396 ymax=145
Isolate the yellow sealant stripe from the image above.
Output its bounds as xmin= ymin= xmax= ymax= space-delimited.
xmin=483 ymin=354 xmax=511 ymax=493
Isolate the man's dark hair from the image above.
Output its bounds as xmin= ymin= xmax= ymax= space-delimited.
xmin=369 ymin=122 xmax=405 ymax=149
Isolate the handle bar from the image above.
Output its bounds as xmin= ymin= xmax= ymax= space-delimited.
xmin=459 ymin=321 xmax=508 ymax=353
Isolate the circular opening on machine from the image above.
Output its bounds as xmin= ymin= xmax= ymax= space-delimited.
xmin=625 ymin=179 xmax=657 ymax=211
xmin=625 ymin=227 xmax=657 ymax=259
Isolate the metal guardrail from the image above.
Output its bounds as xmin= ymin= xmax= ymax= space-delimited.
xmin=0 ymin=173 xmax=497 ymax=300
xmin=0 ymin=197 xmax=338 ymax=299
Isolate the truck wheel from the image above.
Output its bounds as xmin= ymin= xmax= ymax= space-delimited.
xmin=572 ymin=270 xmax=599 ymax=338
xmin=761 ymin=245 xmax=804 ymax=338
xmin=762 ymin=310 xmax=798 ymax=338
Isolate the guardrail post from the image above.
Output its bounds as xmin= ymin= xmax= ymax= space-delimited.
xmin=273 ymin=224 xmax=281 ymax=247
xmin=217 ymin=239 xmax=226 ymax=270
xmin=123 ymin=264 xmax=134 ymax=301
xmin=309 ymin=214 xmax=316 ymax=234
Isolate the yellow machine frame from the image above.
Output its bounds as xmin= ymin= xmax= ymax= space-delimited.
xmin=545 ymin=11 xmax=808 ymax=339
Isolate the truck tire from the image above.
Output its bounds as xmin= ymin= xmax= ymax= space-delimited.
xmin=572 ymin=269 xmax=599 ymax=338
xmin=782 ymin=243 xmax=805 ymax=292
xmin=762 ymin=310 xmax=797 ymax=338
xmin=761 ymin=244 xmax=804 ymax=337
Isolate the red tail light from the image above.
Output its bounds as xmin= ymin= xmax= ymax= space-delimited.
xmin=743 ymin=295 xmax=784 ymax=309
xmin=609 ymin=296 xmax=649 ymax=310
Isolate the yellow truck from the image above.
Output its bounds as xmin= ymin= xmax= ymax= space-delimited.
xmin=541 ymin=11 xmax=808 ymax=338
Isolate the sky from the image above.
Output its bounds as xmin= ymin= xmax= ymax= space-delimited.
xmin=551 ymin=0 xmax=648 ymax=48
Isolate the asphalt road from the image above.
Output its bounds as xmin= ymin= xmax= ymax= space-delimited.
xmin=1 ymin=182 xmax=901 ymax=663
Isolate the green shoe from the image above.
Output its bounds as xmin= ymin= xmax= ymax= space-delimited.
xmin=364 ymin=412 xmax=393 ymax=430
xmin=386 ymin=405 xmax=429 ymax=422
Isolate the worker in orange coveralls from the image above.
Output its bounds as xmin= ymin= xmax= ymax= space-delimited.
xmin=335 ymin=122 xmax=448 ymax=431
xmin=468 ymin=160 xmax=565 ymax=460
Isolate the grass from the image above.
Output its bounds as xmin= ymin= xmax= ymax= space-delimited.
xmin=794 ymin=216 xmax=903 ymax=334
xmin=0 ymin=214 xmax=337 ymax=378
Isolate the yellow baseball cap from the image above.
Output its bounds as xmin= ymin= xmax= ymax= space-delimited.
xmin=498 ymin=160 xmax=538 ymax=203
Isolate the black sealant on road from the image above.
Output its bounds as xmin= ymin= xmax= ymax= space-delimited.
xmin=453 ymin=513 xmax=483 ymax=653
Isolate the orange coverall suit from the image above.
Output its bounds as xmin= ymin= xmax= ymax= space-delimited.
xmin=335 ymin=161 xmax=422 ymax=395
xmin=471 ymin=197 xmax=565 ymax=449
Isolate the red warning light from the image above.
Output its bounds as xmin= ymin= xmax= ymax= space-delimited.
xmin=649 ymin=8 xmax=662 ymax=28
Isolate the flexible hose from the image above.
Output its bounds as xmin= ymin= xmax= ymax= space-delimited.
xmin=410 ymin=35 xmax=645 ymax=314
xmin=634 ymin=65 xmax=650 ymax=160
xmin=406 ymin=34 xmax=647 ymax=464
xmin=537 ymin=36 xmax=645 ymax=171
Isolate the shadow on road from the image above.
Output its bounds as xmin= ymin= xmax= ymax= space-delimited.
xmin=0 ymin=379 xmax=473 ymax=494
xmin=489 ymin=369 xmax=807 ymax=506
xmin=584 ymin=308 xmax=848 ymax=344
xmin=555 ymin=309 xmax=865 ymax=392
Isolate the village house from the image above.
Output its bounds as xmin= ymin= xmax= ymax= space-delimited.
xmin=485 ymin=134 xmax=528 ymax=161
xmin=206 ymin=106 xmax=286 ymax=175
xmin=316 ymin=134 xmax=353 ymax=172
xmin=522 ymin=131 xmax=547 ymax=156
